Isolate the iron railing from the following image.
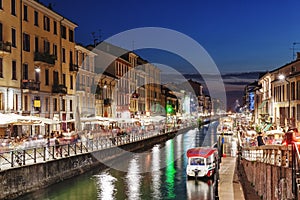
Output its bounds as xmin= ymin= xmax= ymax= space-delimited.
xmin=0 ymin=124 xmax=193 ymax=171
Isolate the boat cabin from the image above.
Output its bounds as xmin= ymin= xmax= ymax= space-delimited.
xmin=186 ymin=147 xmax=218 ymax=178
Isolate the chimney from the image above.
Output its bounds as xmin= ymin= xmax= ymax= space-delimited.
xmin=48 ymin=3 xmax=52 ymax=10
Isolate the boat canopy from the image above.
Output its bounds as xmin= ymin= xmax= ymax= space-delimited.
xmin=186 ymin=147 xmax=217 ymax=158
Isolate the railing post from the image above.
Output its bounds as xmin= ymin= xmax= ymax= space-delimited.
xmin=22 ymin=150 xmax=25 ymax=166
xmin=34 ymin=148 xmax=37 ymax=163
xmin=11 ymin=151 xmax=14 ymax=167
xmin=67 ymin=144 xmax=70 ymax=156
xmin=43 ymin=146 xmax=46 ymax=161
xmin=52 ymin=146 xmax=55 ymax=159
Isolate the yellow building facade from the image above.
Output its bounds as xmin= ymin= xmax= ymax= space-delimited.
xmin=0 ymin=0 xmax=77 ymax=133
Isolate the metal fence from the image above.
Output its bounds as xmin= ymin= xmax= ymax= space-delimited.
xmin=0 ymin=126 xmax=180 ymax=171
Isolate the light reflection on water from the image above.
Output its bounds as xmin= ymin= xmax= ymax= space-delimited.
xmin=151 ymin=145 xmax=161 ymax=199
xmin=94 ymin=172 xmax=116 ymax=200
xmin=15 ymin=126 xmax=219 ymax=200
xmin=126 ymin=155 xmax=142 ymax=200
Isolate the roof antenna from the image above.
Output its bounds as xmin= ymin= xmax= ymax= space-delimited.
xmin=91 ymin=32 xmax=98 ymax=47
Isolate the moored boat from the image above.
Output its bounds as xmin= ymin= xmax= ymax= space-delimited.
xmin=186 ymin=147 xmax=218 ymax=179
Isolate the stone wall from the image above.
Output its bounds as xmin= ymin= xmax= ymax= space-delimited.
xmin=0 ymin=130 xmax=180 ymax=199
xmin=240 ymin=159 xmax=293 ymax=200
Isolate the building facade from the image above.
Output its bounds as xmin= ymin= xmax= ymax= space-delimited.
xmin=0 ymin=0 xmax=77 ymax=134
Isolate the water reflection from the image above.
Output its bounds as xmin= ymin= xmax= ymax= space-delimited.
xmin=94 ymin=172 xmax=116 ymax=200
xmin=186 ymin=179 xmax=215 ymax=200
xmin=126 ymin=155 xmax=142 ymax=200
xmin=165 ymin=140 xmax=176 ymax=199
xmin=151 ymin=145 xmax=161 ymax=199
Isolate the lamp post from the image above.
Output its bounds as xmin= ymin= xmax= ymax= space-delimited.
xmin=279 ymin=74 xmax=296 ymax=198
xmin=278 ymin=74 xmax=290 ymax=129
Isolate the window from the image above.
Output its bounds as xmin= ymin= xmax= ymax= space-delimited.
xmin=12 ymin=60 xmax=17 ymax=80
xmin=34 ymin=11 xmax=39 ymax=26
xmin=53 ymin=98 xmax=58 ymax=111
xmin=61 ymin=99 xmax=66 ymax=111
xmin=291 ymin=82 xmax=296 ymax=101
xmin=23 ymin=33 xmax=30 ymax=52
xmin=35 ymin=68 xmax=40 ymax=82
xmin=53 ymin=71 xmax=59 ymax=85
xmin=45 ymin=69 xmax=49 ymax=85
xmin=44 ymin=40 xmax=50 ymax=54
xmin=22 ymin=63 xmax=28 ymax=80
xmin=0 ymin=23 xmax=3 ymax=41
xmin=63 ymin=73 xmax=66 ymax=86
xmin=53 ymin=44 xmax=57 ymax=58
xmin=34 ymin=36 xmax=38 ymax=52
xmin=45 ymin=97 xmax=49 ymax=112
xmin=11 ymin=0 xmax=16 ymax=16
xmin=69 ymin=29 xmax=74 ymax=42
xmin=62 ymin=48 xmax=66 ymax=62
xmin=53 ymin=21 xmax=57 ymax=35
xmin=23 ymin=5 xmax=28 ymax=21
xmin=297 ymin=81 xmax=300 ymax=100
xmin=11 ymin=28 xmax=16 ymax=47
xmin=70 ymin=75 xmax=73 ymax=90
xmin=0 ymin=58 xmax=3 ymax=78
xmin=70 ymin=100 xmax=73 ymax=111
xmin=43 ymin=16 xmax=50 ymax=32
xmin=70 ymin=51 xmax=73 ymax=64
xmin=61 ymin=25 xmax=66 ymax=39
xmin=24 ymin=95 xmax=28 ymax=111
xmin=297 ymin=104 xmax=300 ymax=121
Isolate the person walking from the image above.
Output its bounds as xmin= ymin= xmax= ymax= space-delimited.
xmin=257 ymin=132 xmax=265 ymax=146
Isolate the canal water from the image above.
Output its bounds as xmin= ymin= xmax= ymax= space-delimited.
xmin=16 ymin=122 xmax=219 ymax=200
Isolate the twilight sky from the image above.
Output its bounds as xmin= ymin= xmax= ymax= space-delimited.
xmin=41 ymin=0 xmax=300 ymax=74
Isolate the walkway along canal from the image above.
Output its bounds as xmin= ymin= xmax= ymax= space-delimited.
xmin=0 ymin=124 xmax=196 ymax=199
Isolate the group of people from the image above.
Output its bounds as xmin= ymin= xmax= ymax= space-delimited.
xmin=255 ymin=128 xmax=300 ymax=147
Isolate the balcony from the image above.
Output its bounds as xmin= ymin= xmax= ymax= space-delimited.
xmin=22 ymin=79 xmax=40 ymax=91
xmin=52 ymin=84 xmax=67 ymax=94
xmin=0 ymin=41 xmax=12 ymax=54
xmin=34 ymin=52 xmax=56 ymax=65
xmin=69 ymin=63 xmax=79 ymax=72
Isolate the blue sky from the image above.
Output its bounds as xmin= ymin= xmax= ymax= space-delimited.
xmin=41 ymin=0 xmax=300 ymax=74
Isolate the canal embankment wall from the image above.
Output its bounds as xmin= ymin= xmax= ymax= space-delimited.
xmin=238 ymin=158 xmax=293 ymax=200
xmin=0 ymin=128 xmax=192 ymax=200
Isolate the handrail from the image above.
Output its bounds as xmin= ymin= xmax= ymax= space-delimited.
xmin=0 ymin=124 xmax=194 ymax=171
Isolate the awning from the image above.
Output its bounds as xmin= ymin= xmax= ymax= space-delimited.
xmin=258 ymin=100 xmax=267 ymax=109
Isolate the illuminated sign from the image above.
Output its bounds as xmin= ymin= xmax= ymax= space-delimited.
xmin=34 ymin=100 xmax=41 ymax=108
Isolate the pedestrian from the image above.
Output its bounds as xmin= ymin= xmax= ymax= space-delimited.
xmin=257 ymin=132 xmax=265 ymax=146
xmin=55 ymin=137 xmax=60 ymax=157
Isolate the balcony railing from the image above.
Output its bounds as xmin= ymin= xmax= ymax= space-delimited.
xmin=0 ymin=41 xmax=12 ymax=54
xmin=22 ymin=79 xmax=40 ymax=91
xmin=34 ymin=52 xmax=56 ymax=65
xmin=52 ymin=84 xmax=67 ymax=94
xmin=69 ymin=63 xmax=79 ymax=72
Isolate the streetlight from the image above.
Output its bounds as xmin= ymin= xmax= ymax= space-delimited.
xmin=278 ymin=74 xmax=290 ymax=129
